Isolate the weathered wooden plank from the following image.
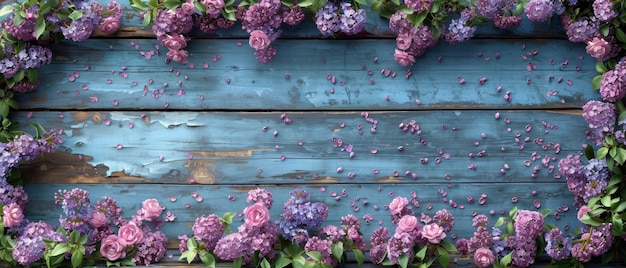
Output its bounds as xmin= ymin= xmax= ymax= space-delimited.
xmin=23 ymin=183 xmax=581 ymax=249
xmin=18 ymin=110 xmax=587 ymax=184
xmin=15 ymin=39 xmax=596 ymax=110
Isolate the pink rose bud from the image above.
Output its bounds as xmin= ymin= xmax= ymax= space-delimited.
xmin=141 ymin=198 xmax=165 ymax=221
xmin=421 ymin=223 xmax=446 ymax=244
xmin=118 ymin=222 xmax=144 ymax=245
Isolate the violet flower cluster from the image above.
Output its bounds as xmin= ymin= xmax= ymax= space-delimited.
xmin=315 ymin=1 xmax=366 ymax=36
xmin=307 ymin=214 xmax=366 ymax=267
xmin=214 ymin=188 xmax=279 ymax=263
xmin=276 ymin=189 xmax=328 ymax=244
xmin=369 ymin=196 xmax=454 ymax=266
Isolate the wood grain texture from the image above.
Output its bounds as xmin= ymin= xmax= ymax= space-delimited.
xmin=14 ymin=39 xmax=596 ymax=110
xmin=23 ymin=183 xmax=581 ymax=250
xmin=18 ymin=110 xmax=587 ymax=184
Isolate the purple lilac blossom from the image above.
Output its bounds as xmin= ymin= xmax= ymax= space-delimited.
xmin=508 ymin=235 xmax=538 ymax=267
xmin=12 ymin=221 xmax=64 ymax=266
xmin=192 ymin=214 xmax=225 ymax=250
xmin=61 ymin=2 xmax=103 ymax=42
xmin=566 ymin=17 xmax=599 ymax=43
xmin=132 ymin=230 xmax=168 ymax=265
xmin=239 ymin=221 xmax=279 ymax=260
xmin=0 ymin=179 xmax=28 ymax=211
xmin=304 ymin=236 xmax=335 ymax=266
xmin=152 ymin=8 xmax=194 ymax=41
xmin=582 ymin=100 xmax=616 ymax=135
xmin=433 ymin=209 xmax=454 ymax=232
xmin=444 ymin=18 xmax=476 ymax=44
xmin=544 ymin=228 xmax=572 ymax=260
xmin=404 ymin=0 xmax=432 ymax=12
xmin=524 ymin=0 xmax=554 ymax=22
xmin=369 ymin=227 xmax=390 ymax=264
xmin=1 ymin=5 xmax=39 ymax=41
xmin=214 ymin=232 xmax=250 ymax=261
xmin=247 ymin=188 xmax=274 ymax=208
xmin=282 ymin=6 xmax=305 ymax=25
xmin=315 ymin=2 xmax=341 ymax=35
xmin=600 ymin=69 xmax=626 ymax=102
xmin=514 ymin=210 xmax=544 ymax=239
xmin=241 ymin=0 xmax=282 ymax=34
xmin=592 ymin=0 xmax=617 ymax=22
xmin=341 ymin=214 xmax=361 ymax=230
xmin=386 ymin=232 xmax=414 ymax=264
xmin=339 ymin=2 xmax=366 ymax=35
xmin=320 ymin=225 xmax=346 ymax=242
xmin=254 ymin=46 xmax=277 ymax=63
xmin=493 ymin=14 xmax=522 ymax=29
xmin=95 ymin=196 xmax=123 ymax=226
xmin=55 ymin=188 xmax=94 ymax=235
xmin=278 ymin=189 xmax=328 ymax=242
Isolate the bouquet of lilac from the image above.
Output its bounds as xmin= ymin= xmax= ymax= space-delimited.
xmin=368 ymin=196 xmax=457 ymax=268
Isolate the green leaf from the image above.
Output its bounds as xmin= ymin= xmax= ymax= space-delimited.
xmin=591 ymin=74 xmax=602 ymax=90
xmin=430 ymin=0 xmax=440 ymax=13
xmin=71 ymin=249 xmax=83 ymax=268
xmin=416 ymin=245 xmax=427 ymax=261
xmin=194 ymin=1 xmax=207 ymax=14
xmin=50 ymin=243 xmax=71 ymax=256
xmin=580 ymin=213 xmax=603 ymax=226
xmin=306 ymin=251 xmax=323 ymax=262
xmin=398 ymin=6 xmax=414 ymax=14
xmin=0 ymin=5 xmax=13 ymax=17
xmin=596 ymin=61 xmax=608 ymax=73
xmin=440 ymin=240 xmax=456 ymax=252
xmin=12 ymin=69 xmax=24 ymax=83
xmin=0 ymin=103 xmax=9 ymax=119
xmin=509 ymin=206 xmax=518 ymax=219
xmin=407 ymin=11 xmax=428 ymax=27
xmin=199 ymin=251 xmax=216 ymax=268
xmin=500 ymin=252 xmax=513 ymax=267
xmin=541 ymin=209 xmax=553 ymax=218
xmin=27 ymin=68 xmax=39 ymax=84
xmin=616 ymin=28 xmax=626 ymax=44
xmin=601 ymin=195 xmax=612 ymax=207
xmin=599 ymin=24 xmax=610 ymax=36
xmin=352 ymin=249 xmax=364 ymax=267
xmin=506 ymin=221 xmax=514 ymax=236
xmin=398 ymin=254 xmax=409 ymax=268
xmin=274 ymin=255 xmax=292 ymax=268
xmin=494 ymin=217 xmax=505 ymax=227
xmin=616 ymin=201 xmax=626 ymax=212
xmin=437 ymin=246 xmax=450 ymax=268
xmin=68 ymin=10 xmax=83 ymax=21
xmin=597 ymin=147 xmax=609 ymax=159
xmin=331 ymin=241 xmax=343 ymax=261
xmin=141 ymin=11 xmax=152 ymax=25
xmin=163 ymin=0 xmax=182 ymax=10
xmin=130 ymin=0 xmax=150 ymax=11
xmin=297 ymin=0 xmax=315 ymax=7
xmin=221 ymin=212 xmax=236 ymax=224
xmin=234 ymin=257 xmax=243 ymax=268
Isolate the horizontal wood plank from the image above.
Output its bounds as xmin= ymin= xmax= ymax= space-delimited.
xmin=15 ymin=39 xmax=597 ymax=111
xmin=19 ymin=110 xmax=587 ymax=184
xmin=23 ymin=183 xmax=581 ymax=249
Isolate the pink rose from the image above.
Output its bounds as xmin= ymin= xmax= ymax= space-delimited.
xmin=243 ymin=202 xmax=270 ymax=227
xmin=167 ymin=49 xmax=189 ymax=64
xmin=473 ymin=247 xmax=495 ymax=268
xmin=202 ymin=0 xmax=225 ymax=15
xmin=396 ymin=34 xmax=412 ymax=50
xmin=181 ymin=1 xmax=195 ymax=15
xmin=388 ymin=197 xmax=409 ymax=216
xmin=586 ymin=37 xmax=611 ymax=60
xmin=577 ymin=205 xmax=592 ymax=221
xmin=98 ymin=16 xmax=121 ymax=35
xmin=118 ymin=222 xmax=144 ymax=245
xmin=249 ymin=30 xmax=271 ymax=51
xmin=396 ymin=215 xmax=419 ymax=234
xmin=141 ymin=198 xmax=164 ymax=221
xmin=2 ymin=203 xmax=24 ymax=228
xmin=162 ymin=34 xmax=188 ymax=51
xmin=394 ymin=49 xmax=415 ymax=67
xmin=90 ymin=211 xmax=109 ymax=228
xmin=100 ymin=235 xmax=126 ymax=261
xmin=421 ymin=223 xmax=446 ymax=244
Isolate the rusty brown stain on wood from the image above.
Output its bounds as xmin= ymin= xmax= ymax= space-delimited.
xmin=20 ymin=151 xmax=148 ymax=184
xmin=184 ymin=150 xmax=253 ymax=184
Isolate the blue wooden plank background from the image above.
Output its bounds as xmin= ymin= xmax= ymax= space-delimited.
xmin=9 ymin=3 xmax=601 ymax=265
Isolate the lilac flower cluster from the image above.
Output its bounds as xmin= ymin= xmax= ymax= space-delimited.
xmin=582 ymin=100 xmax=616 ymax=145
xmin=369 ymin=227 xmax=391 ymax=264
xmin=544 ymin=228 xmax=572 ymax=260
xmin=315 ymin=1 xmax=366 ymax=36
xmin=192 ymin=214 xmax=225 ymax=250
xmin=468 ymin=214 xmax=492 ymax=253
xmin=0 ymin=44 xmax=52 ymax=82
xmin=277 ymin=189 xmax=328 ymax=243
xmin=571 ymin=223 xmax=614 ymax=262
xmin=475 ymin=0 xmax=521 ymax=29
xmin=0 ymin=179 xmax=28 ymax=212
xmin=524 ymin=0 xmax=555 ymax=22
xmin=55 ymin=188 xmax=95 ymax=235
xmin=508 ymin=210 xmax=544 ymax=267
xmin=131 ymin=229 xmax=168 ymax=265
xmin=0 ymin=131 xmax=62 ymax=177
xmin=152 ymin=7 xmax=194 ymax=64
xmin=214 ymin=189 xmax=278 ymax=263
xmin=304 ymin=236 xmax=335 ymax=266
xmin=12 ymin=221 xmax=65 ymax=266
xmin=599 ymin=56 xmax=626 ymax=102
xmin=389 ymin=11 xmax=438 ymax=66
xmin=60 ymin=1 xmax=103 ymax=42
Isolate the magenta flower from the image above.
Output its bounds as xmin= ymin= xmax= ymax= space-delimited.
xmin=2 ymin=203 xmax=24 ymax=228
xmin=249 ymin=30 xmax=271 ymax=50
xmin=243 ymin=202 xmax=270 ymax=227
xmin=421 ymin=223 xmax=446 ymax=244
xmin=100 ymin=235 xmax=127 ymax=261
